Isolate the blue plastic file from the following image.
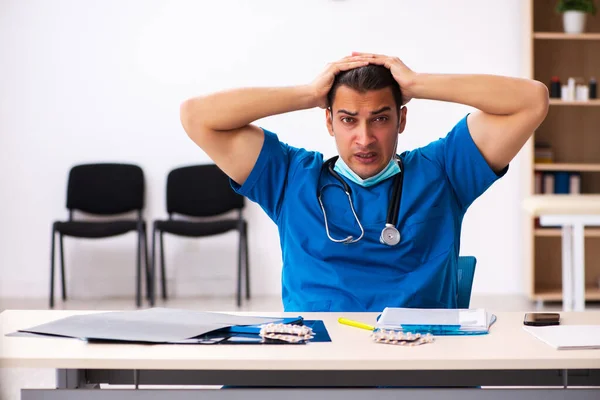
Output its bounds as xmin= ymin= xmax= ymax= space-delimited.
xmin=376 ymin=308 xmax=496 ymax=336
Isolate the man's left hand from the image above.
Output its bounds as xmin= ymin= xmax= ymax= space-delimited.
xmin=352 ymin=52 xmax=417 ymax=105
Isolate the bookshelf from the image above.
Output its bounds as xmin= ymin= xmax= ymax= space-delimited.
xmin=526 ymin=1 xmax=600 ymax=304
xmin=533 ymin=32 xmax=600 ymax=40
xmin=534 ymin=163 xmax=600 ymax=172
xmin=548 ymin=99 xmax=600 ymax=106
xmin=534 ymin=287 xmax=600 ymax=301
xmin=534 ymin=228 xmax=600 ymax=237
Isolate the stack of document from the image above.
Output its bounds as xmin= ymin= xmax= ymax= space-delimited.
xmin=376 ymin=307 xmax=496 ymax=335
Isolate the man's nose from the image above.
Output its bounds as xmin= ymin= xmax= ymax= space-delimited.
xmin=355 ymin=124 xmax=376 ymax=147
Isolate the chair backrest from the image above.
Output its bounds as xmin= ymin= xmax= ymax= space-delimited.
xmin=457 ymin=256 xmax=477 ymax=309
xmin=66 ymin=163 xmax=145 ymax=215
xmin=166 ymin=164 xmax=244 ymax=217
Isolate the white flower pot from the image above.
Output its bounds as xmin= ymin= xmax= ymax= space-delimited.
xmin=563 ymin=11 xmax=587 ymax=34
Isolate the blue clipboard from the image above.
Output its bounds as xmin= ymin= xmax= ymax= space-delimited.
xmin=196 ymin=319 xmax=331 ymax=344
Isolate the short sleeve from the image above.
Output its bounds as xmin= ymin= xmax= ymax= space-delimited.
xmin=230 ymin=129 xmax=302 ymax=222
xmin=419 ymin=115 xmax=508 ymax=210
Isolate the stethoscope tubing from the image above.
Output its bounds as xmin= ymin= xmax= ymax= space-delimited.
xmin=318 ymin=155 xmax=404 ymax=246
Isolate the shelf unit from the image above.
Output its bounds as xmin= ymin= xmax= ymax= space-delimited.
xmin=548 ymin=99 xmax=600 ymax=106
xmin=526 ymin=1 xmax=600 ymax=303
xmin=534 ymin=163 xmax=600 ymax=172
xmin=534 ymin=32 xmax=600 ymax=40
xmin=534 ymin=287 xmax=600 ymax=301
xmin=534 ymin=228 xmax=600 ymax=237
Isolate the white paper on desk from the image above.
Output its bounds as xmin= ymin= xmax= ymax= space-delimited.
xmin=377 ymin=308 xmax=488 ymax=329
xmin=524 ymin=325 xmax=600 ymax=350
xmin=16 ymin=308 xmax=284 ymax=343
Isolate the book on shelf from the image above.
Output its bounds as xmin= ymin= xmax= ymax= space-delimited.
xmin=543 ymin=173 xmax=554 ymax=194
xmin=534 ymin=143 xmax=553 ymax=164
xmin=534 ymin=171 xmax=542 ymax=194
xmin=554 ymin=172 xmax=569 ymax=194
xmin=570 ymin=173 xmax=581 ymax=194
xmin=538 ymin=171 xmax=581 ymax=195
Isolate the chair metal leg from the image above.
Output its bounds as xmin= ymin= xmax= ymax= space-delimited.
xmin=160 ymin=231 xmax=167 ymax=300
xmin=244 ymin=223 xmax=250 ymax=300
xmin=150 ymin=226 xmax=157 ymax=307
xmin=49 ymin=228 xmax=56 ymax=309
xmin=143 ymin=225 xmax=151 ymax=303
xmin=59 ymin=233 xmax=67 ymax=301
xmin=136 ymin=225 xmax=142 ymax=308
xmin=237 ymin=227 xmax=243 ymax=308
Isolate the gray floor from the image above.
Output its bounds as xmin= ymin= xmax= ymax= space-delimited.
xmin=1 ymin=295 xmax=598 ymax=400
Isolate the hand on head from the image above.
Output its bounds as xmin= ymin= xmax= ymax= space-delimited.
xmin=309 ymin=53 xmax=416 ymax=109
xmin=309 ymin=55 xmax=373 ymax=109
xmin=350 ymin=52 xmax=416 ymax=105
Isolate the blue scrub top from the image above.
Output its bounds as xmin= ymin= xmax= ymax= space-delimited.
xmin=231 ymin=115 xmax=506 ymax=312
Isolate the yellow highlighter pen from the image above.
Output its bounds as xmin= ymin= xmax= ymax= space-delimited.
xmin=338 ymin=317 xmax=375 ymax=331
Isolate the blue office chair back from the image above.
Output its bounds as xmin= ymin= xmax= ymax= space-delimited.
xmin=457 ymin=256 xmax=477 ymax=309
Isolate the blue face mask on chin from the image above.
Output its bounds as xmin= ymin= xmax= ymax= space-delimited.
xmin=333 ymin=156 xmax=401 ymax=188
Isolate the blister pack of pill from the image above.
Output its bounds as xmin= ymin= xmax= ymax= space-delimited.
xmin=371 ymin=329 xmax=435 ymax=346
xmin=259 ymin=323 xmax=314 ymax=343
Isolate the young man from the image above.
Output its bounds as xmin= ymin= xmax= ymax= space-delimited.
xmin=180 ymin=52 xmax=549 ymax=312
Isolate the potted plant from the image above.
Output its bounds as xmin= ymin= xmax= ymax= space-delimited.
xmin=556 ymin=0 xmax=597 ymax=34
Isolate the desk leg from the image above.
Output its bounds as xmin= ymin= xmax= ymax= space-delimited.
xmin=561 ymin=225 xmax=574 ymax=312
xmin=572 ymin=223 xmax=586 ymax=311
xmin=56 ymin=369 xmax=83 ymax=389
xmin=56 ymin=369 xmax=99 ymax=389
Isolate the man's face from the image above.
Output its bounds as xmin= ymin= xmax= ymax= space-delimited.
xmin=326 ymin=86 xmax=407 ymax=179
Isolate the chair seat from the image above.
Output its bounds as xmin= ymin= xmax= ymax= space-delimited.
xmin=54 ymin=220 xmax=141 ymax=238
xmin=154 ymin=219 xmax=241 ymax=237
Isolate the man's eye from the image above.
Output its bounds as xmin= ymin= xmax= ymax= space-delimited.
xmin=373 ymin=116 xmax=388 ymax=123
xmin=341 ymin=117 xmax=355 ymax=123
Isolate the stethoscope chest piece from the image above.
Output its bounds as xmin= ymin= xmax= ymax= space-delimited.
xmin=380 ymin=224 xmax=401 ymax=246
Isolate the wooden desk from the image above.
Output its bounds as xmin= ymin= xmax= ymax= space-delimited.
xmin=2 ymin=310 xmax=600 ymax=399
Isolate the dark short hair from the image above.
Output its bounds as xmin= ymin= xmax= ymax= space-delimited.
xmin=327 ymin=65 xmax=403 ymax=110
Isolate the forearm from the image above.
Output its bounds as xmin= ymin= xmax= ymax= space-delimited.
xmin=181 ymin=86 xmax=317 ymax=132
xmin=409 ymin=73 xmax=547 ymax=115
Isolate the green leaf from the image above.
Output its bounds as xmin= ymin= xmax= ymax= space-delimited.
xmin=556 ymin=0 xmax=597 ymax=15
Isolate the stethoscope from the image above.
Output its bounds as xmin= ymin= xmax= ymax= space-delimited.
xmin=317 ymin=155 xmax=404 ymax=246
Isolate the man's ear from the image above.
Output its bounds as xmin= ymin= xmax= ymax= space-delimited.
xmin=397 ymin=106 xmax=407 ymax=135
xmin=326 ymin=108 xmax=334 ymax=137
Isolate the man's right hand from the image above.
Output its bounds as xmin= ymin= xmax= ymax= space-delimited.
xmin=309 ymin=55 xmax=373 ymax=109
xmin=181 ymin=55 xmax=373 ymax=185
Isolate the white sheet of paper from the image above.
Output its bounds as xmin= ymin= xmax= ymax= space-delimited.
xmin=524 ymin=325 xmax=600 ymax=350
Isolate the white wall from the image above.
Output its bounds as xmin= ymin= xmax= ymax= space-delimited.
xmin=0 ymin=0 xmax=528 ymax=301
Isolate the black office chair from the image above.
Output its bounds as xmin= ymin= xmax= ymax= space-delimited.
xmin=151 ymin=164 xmax=249 ymax=307
xmin=50 ymin=163 xmax=150 ymax=308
